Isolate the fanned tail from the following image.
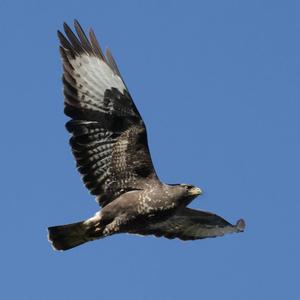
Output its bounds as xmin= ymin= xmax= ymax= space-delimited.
xmin=48 ymin=214 xmax=104 ymax=251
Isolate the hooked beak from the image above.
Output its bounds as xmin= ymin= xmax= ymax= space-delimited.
xmin=188 ymin=186 xmax=203 ymax=196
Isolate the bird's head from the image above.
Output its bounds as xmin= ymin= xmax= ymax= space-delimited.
xmin=168 ymin=183 xmax=203 ymax=205
xmin=179 ymin=184 xmax=203 ymax=198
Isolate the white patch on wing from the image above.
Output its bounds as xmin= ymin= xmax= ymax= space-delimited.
xmin=72 ymin=55 xmax=125 ymax=94
xmin=67 ymin=54 xmax=127 ymax=113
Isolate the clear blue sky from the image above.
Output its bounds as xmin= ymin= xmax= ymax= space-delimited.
xmin=1 ymin=0 xmax=299 ymax=299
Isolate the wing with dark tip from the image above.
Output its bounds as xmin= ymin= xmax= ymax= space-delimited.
xmin=136 ymin=208 xmax=245 ymax=240
xmin=58 ymin=20 xmax=159 ymax=207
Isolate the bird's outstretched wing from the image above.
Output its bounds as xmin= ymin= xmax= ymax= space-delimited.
xmin=136 ymin=208 xmax=245 ymax=240
xmin=58 ymin=20 xmax=158 ymax=207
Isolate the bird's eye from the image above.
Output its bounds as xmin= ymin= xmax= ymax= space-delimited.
xmin=180 ymin=184 xmax=192 ymax=190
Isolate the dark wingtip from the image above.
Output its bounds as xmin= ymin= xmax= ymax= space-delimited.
xmin=88 ymin=28 xmax=105 ymax=60
xmin=236 ymin=219 xmax=246 ymax=232
xmin=63 ymin=21 xmax=70 ymax=31
xmin=73 ymin=19 xmax=83 ymax=32
xmin=57 ymin=30 xmax=65 ymax=42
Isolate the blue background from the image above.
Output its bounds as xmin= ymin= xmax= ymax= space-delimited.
xmin=1 ymin=1 xmax=299 ymax=299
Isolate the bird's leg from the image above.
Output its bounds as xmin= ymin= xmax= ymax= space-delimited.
xmin=82 ymin=211 xmax=106 ymax=239
xmin=103 ymin=215 xmax=126 ymax=236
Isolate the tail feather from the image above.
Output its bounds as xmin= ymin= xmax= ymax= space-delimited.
xmin=48 ymin=218 xmax=103 ymax=251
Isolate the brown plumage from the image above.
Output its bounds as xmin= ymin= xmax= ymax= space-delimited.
xmin=48 ymin=20 xmax=245 ymax=251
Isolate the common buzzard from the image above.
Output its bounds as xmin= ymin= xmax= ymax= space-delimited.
xmin=48 ymin=20 xmax=245 ymax=251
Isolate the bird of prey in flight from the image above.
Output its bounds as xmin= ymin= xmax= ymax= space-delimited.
xmin=48 ymin=20 xmax=245 ymax=251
